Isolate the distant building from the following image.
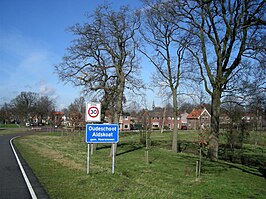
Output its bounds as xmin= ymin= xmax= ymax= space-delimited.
xmin=119 ymin=113 xmax=131 ymax=131
xmin=219 ymin=112 xmax=264 ymax=130
xmin=180 ymin=111 xmax=189 ymax=128
xmin=104 ymin=112 xmax=132 ymax=131
xmin=187 ymin=107 xmax=211 ymax=130
xmin=219 ymin=113 xmax=231 ymax=125
xmin=105 ymin=105 xmax=207 ymax=131
xmin=139 ymin=106 xmax=189 ymax=130
xmin=53 ymin=111 xmax=64 ymax=127
xmin=149 ymin=107 xmax=167 ymax=129
xmin=242 ymin=113 xmax=263 ymax=130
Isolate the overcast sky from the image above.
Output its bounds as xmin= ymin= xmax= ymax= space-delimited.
xmin=0 ymin=0 xmax=162 ymax=110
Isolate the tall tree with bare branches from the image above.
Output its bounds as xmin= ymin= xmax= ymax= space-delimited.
xmin=55 ymin=4 xmax=142 ymax=154
xmin=163 ymin=0 xmax=266 ymax=160
xmin=140 ymin=0 xmax=192 ymax=152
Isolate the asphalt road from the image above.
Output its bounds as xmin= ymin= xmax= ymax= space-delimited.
xmin=0 ymin=132 xmax=50 ymax=199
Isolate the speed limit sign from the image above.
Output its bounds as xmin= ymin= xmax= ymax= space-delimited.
xmin=85 ymin=102 xmax=101 ymax=122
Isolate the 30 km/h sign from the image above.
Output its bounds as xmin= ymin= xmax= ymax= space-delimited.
xmin=88 ymin=106 xmax=99 ymax=118
xmin=85 ymin=102 xmax=101 ymax=122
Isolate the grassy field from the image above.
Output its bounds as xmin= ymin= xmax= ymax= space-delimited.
xmin=0 ymin=123 xmax=20 ymax=128
xmin=14 ymin=130 xmax=266 ymax=199
xmin=0 ymin=126 xmax=28 ymax=135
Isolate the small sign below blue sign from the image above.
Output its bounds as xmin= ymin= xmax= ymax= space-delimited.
xmin=85 ymin=124 xmax=119 ymax=143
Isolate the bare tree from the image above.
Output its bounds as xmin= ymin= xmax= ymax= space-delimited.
xmin=68 ymin=97 xmax=86 ymax=129
xmin=11 ymin=91 xmax=39 ymax=123
xmin=35 ymin=96 xmax=55 ymax=123
xmin=162 ymin=0 xmax=266 ymax=160
xmin=0 ymin=103 xmax=13 ymax=124
xmin=8 ymin=92 xmax=54 ymax=125
xmin=55 ymin=4 xmax=142 ymax=154
xmin=140 ymin=0 xmax=192 ymax=152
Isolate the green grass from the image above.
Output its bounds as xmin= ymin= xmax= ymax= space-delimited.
xmin=14 ymin=131 xmax=266 ymax=199
xmin=0 ymin=126 xmax=27 ymax=135
xmin=247 ymin=130 xmax=266 ymax=146
xmin=0 ymin=123 xmax=20 ymax=128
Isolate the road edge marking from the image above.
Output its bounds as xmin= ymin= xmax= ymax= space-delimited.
xmin=10 ymin=136 xmax=37 ymax=199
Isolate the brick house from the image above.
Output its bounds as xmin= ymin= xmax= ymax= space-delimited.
xmin=139 ymin=106 xmax=188 ymax=130
xmin=187 ymin=107 xmax=211 ymax=130
xmin=149 ymin=107 xmax=167 ymax=129
xmin=119 ymin=113 xmax=131 ymax=131
xmin=104 ymin=112 xmax=132 ymax=131
xmin=180 ymin=111 xmax=189 ymax=128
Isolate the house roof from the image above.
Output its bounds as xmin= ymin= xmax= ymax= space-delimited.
xmin=54 ymin=111 xmax=64 ymax=115
xmin=187 ymin=108 xmax=210 ymax=119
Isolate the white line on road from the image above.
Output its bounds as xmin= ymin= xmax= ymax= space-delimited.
xmin=10 ymin=136 xmax=37 ymax=199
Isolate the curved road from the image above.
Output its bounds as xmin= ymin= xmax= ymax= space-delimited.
xmin=0 ymin=132 xmax=50 ymax=199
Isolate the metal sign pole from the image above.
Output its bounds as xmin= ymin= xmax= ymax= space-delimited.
xmin=91 ymin=142 xmax=94 ymax=155
xmin=85 ymin=123 xmax=119 ymax=175
xmin=112 ymin=143 xmax=115 ymax=174
xmin=85 ymin=102 xmax=101 ymax=175
xmin=87 ymin=143 xmax=90 ymax=174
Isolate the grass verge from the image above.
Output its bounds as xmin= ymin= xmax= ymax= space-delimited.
xmin=0 ymin=127 xmax=27 ymax=135
xmin=14 ymin=132 xmax=266 ymax=199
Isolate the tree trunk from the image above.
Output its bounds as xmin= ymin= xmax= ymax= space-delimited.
xmin=172 ymin=89 xmax=179 ymax=152
xmin=208 ymin=89 xmax=221 ymax=161
xmin=109 ymin=78 xmax=125 ymax=157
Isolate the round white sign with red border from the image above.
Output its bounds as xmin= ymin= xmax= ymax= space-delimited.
xmin=86 ymin=102 xmax=101 ymax=122
xmin=88 ymin=106 xmax=99 ymax=118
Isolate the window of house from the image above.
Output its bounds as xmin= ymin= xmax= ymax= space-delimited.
xmin=201 ymin=116 xmax=207 ymax=120
xmin=152 ymin=122 xmax=159 ymax=128
xmin=124 ymin=124 xmax=129 ymax=129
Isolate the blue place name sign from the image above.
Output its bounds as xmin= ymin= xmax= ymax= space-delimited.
xmin=85 ymin=124 xmax=119 ymax=143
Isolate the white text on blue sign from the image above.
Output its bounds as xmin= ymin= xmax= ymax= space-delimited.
xmin=86 ymin=124 xmax=119 ymax=143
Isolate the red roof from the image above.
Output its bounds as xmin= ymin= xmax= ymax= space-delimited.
xmin=187 ymin=108 xmax=206 ymax=119
xmin=54 ymin=111 xmax=64 ymax=115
